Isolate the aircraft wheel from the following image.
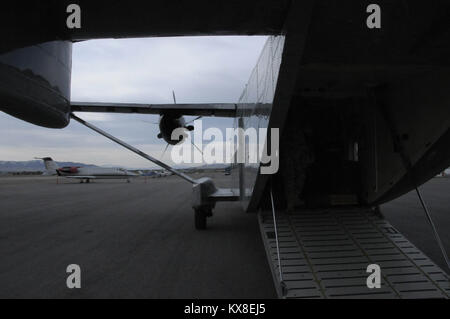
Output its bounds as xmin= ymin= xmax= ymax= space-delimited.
xmin=194 ymin=208 xmax=208 ymax=230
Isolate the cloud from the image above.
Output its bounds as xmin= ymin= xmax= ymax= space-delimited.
xmin=71 ymin=36 xmax=267 ymax=103
xmin=0 ymin=36 xmax=268 ymax=168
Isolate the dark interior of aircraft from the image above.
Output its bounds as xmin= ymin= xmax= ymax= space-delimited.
xmin=275 ymin=97 xmax=376 ymax=209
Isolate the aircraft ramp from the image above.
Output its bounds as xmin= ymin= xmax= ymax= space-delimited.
xmin=259 ymin=208 xmax=450 ymax=299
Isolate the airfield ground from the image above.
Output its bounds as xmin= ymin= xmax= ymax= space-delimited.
xmin=0 ymin=173 xmax=448 ymax=298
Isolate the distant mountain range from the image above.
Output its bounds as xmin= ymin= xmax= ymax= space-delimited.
xmin=194 ymin=163 xmax=229 ymax=169
xmin=0 ymin=160 xmax=229 ymax=172
xmin=0 ymin=160 xmax=98 ymax=172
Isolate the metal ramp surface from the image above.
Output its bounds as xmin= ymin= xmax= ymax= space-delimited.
xmin=259 ymin=208 xmax=450 ymax=299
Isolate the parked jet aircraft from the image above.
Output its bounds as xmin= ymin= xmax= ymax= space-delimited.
xmin=37 ymin=157 xmax=139 ymax=183
xmin=0 ymin=1 xmax=449 ymax=230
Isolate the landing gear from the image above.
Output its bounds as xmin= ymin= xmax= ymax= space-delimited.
xmin=194 ymin=207 xmax=212 ymax=230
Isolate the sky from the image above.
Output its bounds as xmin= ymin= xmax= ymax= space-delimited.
xmin=0 ymin=36 xmax=268 ymax=168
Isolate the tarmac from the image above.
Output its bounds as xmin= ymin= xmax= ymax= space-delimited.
xmin=381 ymin=176 xmax=450 ymax=273
xmin=0 ymin=173 xmax=448 ymax=298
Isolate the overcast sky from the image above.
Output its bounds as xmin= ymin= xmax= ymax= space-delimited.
xmin=0 ymin=36 xmax=267 ymax=168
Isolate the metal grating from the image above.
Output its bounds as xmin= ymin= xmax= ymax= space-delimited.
xmin=259 ymin=208 xmax=450 ymax=299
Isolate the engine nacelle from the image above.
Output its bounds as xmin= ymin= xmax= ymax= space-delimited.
xmin=158 ymin=114 xmax=191 ymax=145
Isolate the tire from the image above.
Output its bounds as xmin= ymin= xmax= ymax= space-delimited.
xmin=195 ymin=208 xmax=207 ymax=230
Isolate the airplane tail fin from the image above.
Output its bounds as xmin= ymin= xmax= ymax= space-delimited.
xmin=36 ymin=157 xmax=58 ymax=175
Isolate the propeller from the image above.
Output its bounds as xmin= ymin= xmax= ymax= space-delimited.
xmin=185 ymin=115 xmax=203 ymax=125
xmin=140 ymin=119 xmax=159 ymax=125
xmin=160 ymin=143 xmax=170 ymax=161
xmin=191 ymin=140 xmax=203 ymax=155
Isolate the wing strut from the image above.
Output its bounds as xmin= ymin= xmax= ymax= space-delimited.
xmin=70 ymin=113 xmax=196 ymax=184
xmin=371 ymin=87 xmax=450 ymax=271
xmin=70 ymin=113 xmax=240 ymax=230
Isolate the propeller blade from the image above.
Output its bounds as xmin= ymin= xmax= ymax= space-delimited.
xmin=185 ymin=116 xmax=203 ymax=125
xmin=140 ymin=120 xmax=159 ymax=125
xmin=160 ymin=143 xmax=170 ymax=161
xmin=172 ymin=90 xmax=177 ymax=104
xmin=191 ymin=140 xmax=203 ymax=155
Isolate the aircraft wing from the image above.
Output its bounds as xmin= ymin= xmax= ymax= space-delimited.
xmin=65 ymin=176 xmax=97 ymax=179
xmin=71 ymin=102 xmax=237 ymax=118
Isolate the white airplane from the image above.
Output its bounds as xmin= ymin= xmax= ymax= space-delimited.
xmin=37 ymin=157 xmax=139 ymax=183
xmin=159 ymin=170 xmax=173 ymax=177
